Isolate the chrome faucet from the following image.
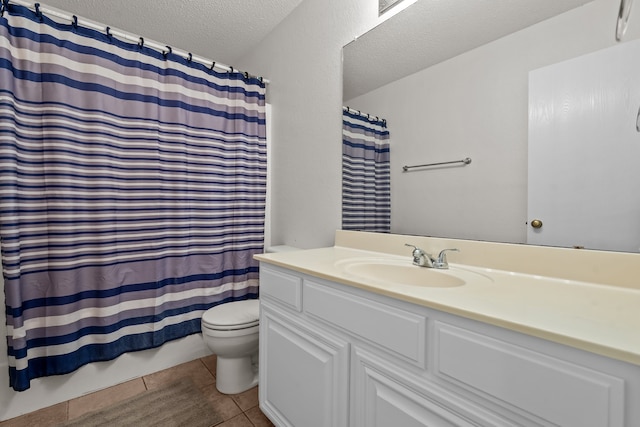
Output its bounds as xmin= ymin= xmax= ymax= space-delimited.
xmin=405 ymin=244 xmax=459 ymax=269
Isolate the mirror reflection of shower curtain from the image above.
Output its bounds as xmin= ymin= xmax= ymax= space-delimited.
xmin=342 ymin=108 xmax=390 ymax=233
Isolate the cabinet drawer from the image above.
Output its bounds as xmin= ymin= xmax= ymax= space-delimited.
xmin=304 ymin=279 xmax=427 ymax=365
xmin=434 ymin=322 xmax=625 ymax=427
xmin=259 ymin=265 xmax=302 ymax=311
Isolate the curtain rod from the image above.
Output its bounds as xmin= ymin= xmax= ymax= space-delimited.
xmin=6 ymin=0 xmax=270 ymax=84
xmin=343 ymin=106 xmax=386 ymax=125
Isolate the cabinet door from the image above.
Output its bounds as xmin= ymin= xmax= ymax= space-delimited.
xmin=259 ymin=305 xmax=349 ymax=427
xmin=434 ymin=322 xmax=625 ymax=427
xmin=351 ymin=348 xmax=507 ymax=427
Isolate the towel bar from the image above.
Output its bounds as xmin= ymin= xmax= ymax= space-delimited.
xmin=402 ymin=157 xmax=471 ymax=172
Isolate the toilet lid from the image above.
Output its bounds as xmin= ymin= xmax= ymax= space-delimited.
xmin=202 ymin=299 xmax=260 ymax=330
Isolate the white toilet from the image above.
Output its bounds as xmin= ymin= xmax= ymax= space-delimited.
xmin=201 ymin=299 xmax=260 ymax=394
xmin=201 ymin=245 xmax=299 ymax=394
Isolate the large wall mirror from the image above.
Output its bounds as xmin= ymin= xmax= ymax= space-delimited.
xmin=343 ymin=0 xmax=640 ymax=253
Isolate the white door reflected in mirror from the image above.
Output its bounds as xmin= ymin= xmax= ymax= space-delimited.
xmin=528 ymin=39 xmax=640 ymax=252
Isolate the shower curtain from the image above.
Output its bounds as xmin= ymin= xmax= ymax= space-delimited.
xmin=342 ymin=108 xmax=390 ymax=233
xmin=0 ymin=4 xmax=266 ymax=391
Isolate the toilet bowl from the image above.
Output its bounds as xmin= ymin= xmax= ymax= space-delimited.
xmin=201 ymin=299 xmax=260 ymax=394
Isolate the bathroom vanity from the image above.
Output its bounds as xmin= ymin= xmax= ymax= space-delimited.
xmin=255 ymin=231 xmax=640 ymax=427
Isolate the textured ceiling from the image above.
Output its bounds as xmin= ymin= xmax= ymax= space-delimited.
xmin=35 ymin=0 xmax=304 ymax=67
xmin=344 ymin=0 xmax=597 ymax=101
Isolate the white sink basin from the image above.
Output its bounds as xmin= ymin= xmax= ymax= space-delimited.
xmin=335 ymin=257 xmax=493 ymax=288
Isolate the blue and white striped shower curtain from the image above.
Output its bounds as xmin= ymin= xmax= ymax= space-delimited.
xmin=0 ymin=4 xmax=266 ymax=391
xmin=342 ymin=108 xmax=390 ymax=233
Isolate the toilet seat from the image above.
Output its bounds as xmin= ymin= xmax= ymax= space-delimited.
xmin=202 ymin=299 xmax=260 ymax=331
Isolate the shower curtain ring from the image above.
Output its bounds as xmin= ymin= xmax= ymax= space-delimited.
xmin=138 ymin=37 xmax=144 ymax=48
xmin=187 ymin=53 xmax=192 ymax=62
xmin=105 ymin=26 xmax=112 ymax=38
xmin=72 ymin=15 xmax=78 ymax=28
xmin=34 ymin=3 xmax=42 ymax=21
xmin=163 ymin=46 xmax=172 ymax=58
xmin=210 ymin=61 xmax=216 ymax=70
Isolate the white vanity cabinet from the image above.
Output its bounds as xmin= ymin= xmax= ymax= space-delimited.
xmin=259 ymin=267 xmax=350 ymax=427
xmin=258 ymin=263 xmax=638 ymax=427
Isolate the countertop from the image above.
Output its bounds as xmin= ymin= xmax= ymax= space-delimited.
xmin=255 ymin=244 xmax=640 ymax=366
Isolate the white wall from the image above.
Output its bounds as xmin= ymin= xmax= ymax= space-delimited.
xmin=237 ymin=0 xmax=385 ymax=249
xmin=346 ymin=0 xmax=640 ymax=244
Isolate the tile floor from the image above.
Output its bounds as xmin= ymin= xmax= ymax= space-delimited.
xmin=0 ymin=355 xmax=274 ymax=427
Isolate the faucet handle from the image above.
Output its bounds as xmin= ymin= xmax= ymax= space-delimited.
xmin=405 ymin=243 xmax=424 ymax=257
xmin=434 ymin=248 xmax=460 ymax=269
